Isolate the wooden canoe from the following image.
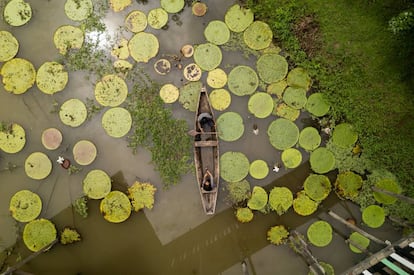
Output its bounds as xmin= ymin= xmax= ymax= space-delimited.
xmin=193 ymin=86 xmax=219 ymax=215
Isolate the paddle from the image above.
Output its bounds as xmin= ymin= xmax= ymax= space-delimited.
xmin=187 ymin=129 xmax=217 ymax=136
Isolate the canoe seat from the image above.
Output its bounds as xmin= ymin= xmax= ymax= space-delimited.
xmin=194 ymin=140 xmax=218 ymax=147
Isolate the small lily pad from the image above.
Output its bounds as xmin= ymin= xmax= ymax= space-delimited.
xmin=101 ymin=107 xmax=132 ymax=138
xmin=269 ymin=187 xmax=293 ymax=215
xmin=4 ymin=0 xmax=32 ymax=27
xmin=349 ymin=232 xmax=370 ymax=253
xmin=179 ymin=81 xmax=202 ymax=111
xmin=111 ymin=38 xmax=129 ymax=60
xmin=41 ymin=128 xmax=62 ymax=150
xmin=332 ymin=123 xmax=358 ymax=148
xmin=243 ymin=21 xmax=273 ymax=50
xmin=181 ymin=44 xmax=194 ymax=58
xmin=293 ymin=191 xmax=319 ymax=216
xmin=83 ymin=169 xmax=112 ymax=199
xmin=100 ymin=191 xmax=132 ymax=223
xmin=159 ymin=84 xmax=179 ymax=103
xmin=305 ymin=93 xmax=330 ymax=117
xmin=249 ymin=159 xmax=269 ymax=179
xmin=64 ymin=0 xmax=93 ymax=22
xmin=334 ymin=171 xmax=363 ymax=200
xmin=224 ymin=4 xmax=254 ymax=33
xmin=287 ymin=67 xmax=311 ymax=90
xmin=267 ymin=80 xmax=287 ymax=98
xmin=267 ymin=225 xmax=289 ymax=245
xmin=0 ymin=123 xmax=26 ymax=154
xmin=109 ymin=0 xmax=132 ymax=12
xmin=274 ymin=102 xmax=300 ymax=121
xmin=25 ymin=152 xmax=52 ymax=180
xmin=236 ymin=207 xmax=254 ymax=223
xmin=298 ymin=127 xmax=321 ymax=151
xmin=248 ymin=92 xmax=274 ymax=118
xmin=73 ymin=140 xmax=97 ymax=166
xmin=36 ymin=61 xmax=68 ymax=95
xmin=257 ymin=54 xmax=288 ymax=84
xmin=210 ymin=89 xmax=231 ymax=111
xmin=281 ymin=148 xmax=302 ymax=169
xmin=362 ymin=205 xmax=385 ymax=228
xmin=23 ymin=219 xmax=56 ymax=252
xmin=228 ymin=65 xmax=258 ymax=96
xmin=0 ymin=31 xmax=19 ymax=62
xmin=267 ymin=118 xmax=299 ymax=150
xmin=217 ymin=112 xmax=244 ymax=142
xmin=283 ymin=87 xmax=307 ymax=110
xmin=310 ymin=147 xmax=335 ymax=174
xmin=161 ymin=0 xmax=184 ymax=14
xmin=128 ymin=32 xmax=159 ymax=63
xmin=373 ymin=178 xmax=401 ymax=204
xmin=53 ymin=25 xmax=84 ymax=55
xmin=307 ymin=220 xmax=332 ymax=247
xmin=220 ymin=151 xmax=250 ymax=182
xmin=193 ymin=43 xmax=222 ymax=71
xmin=192 ymin=2 xmax=207 ymax=17
xmin=125 ymin=10 xmax=147 ymax=33
xmin=154 ymin=59 xmax=171 ymax=75
xmin=59 ymin=98 xmax=87 ymax=127
xmin=204 ymin=20 xmax=230 ymax=45
xmin=148 ymin=8 xmax=168 ymax=29
xmin=9 ymin=190 xmax=42 ymax=223
xmin=0 ymin=58 xmax=36 ymax=94
xmin=183 ymin=63 xmax=202 ymax=81
xmin=304 ymin=174 xmax=331 ymax=202
xmin=248 ymin=186 xmax=268 ymax=210
xmin=94 ymin=74 xmax=128 ymax=107
xmin=207 ymin=68 xmax=227 ymax=89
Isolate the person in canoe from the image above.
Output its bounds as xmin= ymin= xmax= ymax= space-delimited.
xmin=198 ymin=112 xmax=214 ymax=133
xmin=202 ymin=168 xmax=215 ymax=191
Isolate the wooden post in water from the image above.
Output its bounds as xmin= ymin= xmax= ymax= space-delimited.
xmin=371 ymin=186 xmax=414 ymax=205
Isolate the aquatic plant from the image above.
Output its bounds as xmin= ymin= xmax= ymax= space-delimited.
xmin=73 ymin=140 xmax=97 ymax=166
xmin=286 ymin=67 xmax=311 ymax=90
xmin=67 ymin=164 xmax=83 ymax=175
xmin=334 ymin=171 xmax=363 ymax=200
xmin=60 ymin=227 xmax=81 ymax=245
xmin=94 ymin=74 xmax=128 ymax=107
xmin=128 ymin=181 xmax=157 ymax=211
xmin=9 ymin=190 xmax=42 ymax=223
xmin=307 ymin=220 xmax=332 ymax=247
xmin=227 ymin=65 xmax=258 ymax=96
xmin=220 ymin=151 xmax=250 ymax=183
xmin=154 ymin=59 xmax=171 ymax=75
xmin=24 ymin=152 xmax=52 ymax=180
xmin=373 ymin=178 xmax=402 ymax=205
xmin=224 ymin=4 xmax=254 ymax=33
xmin=125 ymin=10 xmax=147 ymax=33
xmin=269 ymin=187 xmax=293 ymax=215
xmin=298 ymin=127 xmax=321 ymax=151
xmin=192 ymin=2 xmax=207 ymax=17
xmin=249 ymin=160 xmax=269 ymax=180
xmin=0 ymin=123 xmax=26 ymax=154
xmin=148 ymin=8 xmax=169 ymax=29
xmin=304 ymin=174 xmax=331 ymax=202
xmin=204 ymin=20 xmax=230 ymax=45
xmin=109 ymin=0 xmax=132 ymax=12
xmin=210 ymin=89 xmax=231 ymax=111
xmin=293 ymin=191 xmax=318 ymax=216
xmin=225 ymin=179 xmax=251 ymax=206
xmin=183 ymin=63 xmax=202 ymax=82
xmin=102 ymin=107 xmax=132 ymax=138
xmin=267 ymin=225 xmax=289 ymax=245
xmin=59 ymin=98 xmax=87 ymax=127
xmin=0 ymin=58 xmax=36 ymax=94
xmin=309 ymin=262 xmax=335 ymax=275
xmin=267 ymin=80 xmax=287 ymax=98
xmin=247 ymin=186 xmax=268 ymax=210
xmin=0 ymin=31 xmax=19 ymax=62
xmin=267 ymin=118 xmax=299 ymax=150
xmin=193 ymin=43 xmax=222 ymax=71
xmin=159 ymin=84 xmax=179 ymax=104
xmin=332 ymin=123 xmax=358 ymax=148
xmin=283 ymin=87 xmax=307 ymax=110
xmin=281 ymin=148 xmax=302 ymax=169
xmin=129 ymin=32 xmax=159 ymax=63
xmin=85 ymin=98 xmax=103 ymax=120
xmin=220 ymin=32 xmax=259 ymax=59
xmin=23 ymin=219 xmax=57 ymax=252
xmin=216 ymin=112 xmax=244 ymax=142
xmin=3 ymin=0 xmax=32 ymax=27
xmin=309 ymin=147 xmax=335 ymax=174
xmin=161 ymin=0 xmax=185 ymax=14
xmin=178 ymin=81 xmax=202 ymax=111
xmin=207 ymin=68 xmax=227 ymax=89
xmin=73 ymin=196 xmax=88 ymax=218
xmin=36 ymin=61 xmax=68 ymax=95
xmin=243 ymin=21 xmax=273 ymax=50
xmin=236 ymin=207 xmax=254 ymax=223
xmin=100 ymin=191 xmax=132 ymax=223
xmin=362 ymin=205 xmax=385 ymax=228
xmin=348 ymin=232 xmax=370 ymax=253
xmin=274 ymin=102 xmax=300 ymax=121
xmin=248 ymin=92 xmax=274 ymax=118
xmin=305 ymin=93 xmax=330 ymax=117
xmin=256 ymin=53 xmax=288 ymax=84
xmin=53 ymin=25 xmax=84 ymax=55
xmin=64 ymin=0 xmax=93 ymax=22
xmin=83 ymin=169 xmax=112 ymax=199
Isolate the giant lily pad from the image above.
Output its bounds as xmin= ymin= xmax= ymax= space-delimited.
xmin=53 ymin=25 xmax=84 ymax=55
xmin=249 ymin=160 xmax=269 ymax=179
xmin=247 ymin=186 xmax=268 ymax=210
xmin=210 ymin=89 xmax=231 ymax=111
xmin=334 ymin=171 xmax=363 ymax=200
xmin=23 ymin=219 xmax=56 ymax=252
xmin=307 ymin=221 xmax=332 ymax=247
xmin=283 ymin=87 xmax=307 ymax=110
xmin=217 ymin=112 xmax=244 ymax=142
xmin=207 ymin=68 xmax=227 ymax=89
xmin=193 ymin=43 xmax=222 ymax=71
xmin=227 ymin=65 xmax=258 ymax=96
xmin=41 ymin=128 xmax=62 ymax=150
xmin=293 ymin=191 xmax=318 ymax=216
xmin=0 ymin=58 xmax=36 ymax=94
xmin=59 ymin=98 xmax=87 ymax=127
xmin=362 ymin=205 xmax=385 ymax=228
xmin=236 ymin=207 xmax=254 ymax=223
xmin=102 ymin=107 xmax=132 ymax=138
xmin=281 ymin=148 xmax=302 ymax=169
xmin=257 ymin=54 xmax=288 ymax=84
xmin=100 ymin=191 xmax=131 ymax=223
xmin=287 ymin=67 xmax=311 ymax=90
xmin=0 ymin=123 xmax=26 ymax=154
xmin=267 ymin=80 xmax=287 ymax=98
xmin=4 ymin=0 xmax=32 ymax=27
xmin=332 ymin=123 xmax=358 ymax=148
xmin=128 ymin=32 xmax=159 ymax=63
xmin=248 ymin=92 xmax=274 ymax=118
xmin=178 ymin=81 xmax=202 ymax=111
xmin=269 ymin=187 xmax=293 ymax=215
xmin=125 ymin=10 xmax=147 ymax=33
xmin=109 ymin=0 xmax=131 ymax=12
xmin=220 ymin=151 xmax=250 ymax=182
xmin=94 ymin=74 xmax=128 ymax=107
xmin=274 ymin=102 xmax=300 ymax=121
xmin=310 ymin=147 xmax=335 ymax=174
xmin=298 ymin=127 xmax=321 ymax=151
xmin=36 ymin=61 xmax=68 ymax=95
xmin=349 ymin=232 xmax=370 ymax=253
xmin=64 ymin=0 xmax=93 ymax=22
xmin=305 ymin=93 xmax=330 ymax=117
xmin=73 ymin=140 xmax=97 ymax=166
xmin=243 ymin=21 xmax=272 ymax=50
xmin=304 ymin=174 xmax=331 ymax=202
xmin=373 ymin=178 xmax=402 ymax=204
xmin=127 ymin=181 xmax=157 ymax=211
xmin=9 ymin=190 xmax=42 ymax=223
xmin=267 ymin=225 xmax=289 ymax=245
xmin=159 ymin=84 xmax=179 ymax=104
xmin=0 ymin=31 xmax=19 ymax=62
xmin=204 ymin=20 xmax=230 ymax=45
xmin=83 ymin=169 xmax=111 ymax=199
xmin=183 ymin=63 xmax=202 ymax=81
xmin=160 ymin=0 xmax=184 ymax=13
xmin=111 ymin=38 xmax=129 ymax=60
xmin=224 ymin=4 xmax=254 ymax=33
xmin=25 ymin=152 xmax=52 ymax=180
xmin=148 ymin=8 xmax=168 ymax=29
xmin=267 ymin=118 xmax=299 ymax=150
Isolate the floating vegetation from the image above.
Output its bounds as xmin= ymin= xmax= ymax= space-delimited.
xmin=267 ymin=225 xmax=289 ymax=245
xmin=41 ymin=128 xmax=63 ymax=151
xmin=111 ymin=38 xmax=130 ymax=60
xmin=256 ymin=53 xmax=288 ymax=84
xmin=225 ymin=179 xmax=251 ymax=206
xmin=59 ymin=98 xmax=87 ymax=127
xmin=298 ymin=127 xmax=321 ymax=151
xmin=220 ymin=151 xmax=250 ymax=182
xmin=0 ymin=31 xmax=19 ymax=62
xmin=3 ymin=0 xmax=32 ymax=27
xmin=283 ymin=87 xmax=307 ymax=110
xmin=267 ymin=118 xmax=299 ymax=150
xmin=216 ymin=112 xmax=244 ymax=141
xmin=154 ymin=59 xmax=171 ymax=75
xmin=9 ymin=190 xmax=42 ymax=223
xmin=349 ymin=232 xmax=370 ymax=253
xmin=227 ymin=65 xmax=258 ymax=96
xmin=248 ymin=92 xmax=273 ymax=118
xmin=249 ymin=159 xmax=269 ymax=179
xmin=267 ymin=80 xmax=287 ymax=98
xmin=281 ymin=148 xmax=302 ymax=169
xmin=128 ymin=32 xmax=159 ymax=63
xmin=287 ymin=67 xmax=311 ymax=90
xmin=293 ymin=191 xmax=318 ymax=216
xmin=64 ymin=0 xmax=93 ymax=22
xmin=221 ymin=32 xmax=259 ymax=59
xmin=274 ymin=102 xmax=300 ymax=121
xmin=207 ymin=68 xmax=227 ymax=89
xmin=304 ymin=174 xmax=331 ymax=202
xmin=204 ymin=20 xmax=230 ymax=45
xmin=183 ymin=63 xmax=202 ymax=81
xmin=307 ymin=221 xmax=332 ymax=247
xmin=60 ymin=227 xmax=81 ymax=245
xmin=305 ymin=93 xmax=330 ymax=117
xmin=109 ymin=0 xmax=132 ymax=12
xmin=161 ymin=0 xmax=185 ymax=14
xmin=83 ymin=169 xmax=112 ymax=199
xmin=25 ymin=152 xmax=52 ymax=180
xmin=362 ymin=205 xmax=385 ymax=228
xmin=94 ymin=74 xmax=128 ymax=107
xmin=332 ymin=123 xmax=358 ymax=149
xmin=178 ymin=81 xmax=202 ymax=111
xmin=73 ymin=196 xmax=88 ymax=218
xmin=309 ymin=262 xmax=335 ymax=275
xmin=373 ymin=178 xmax=401 ymax=204
xmin=159 ymin=83 xmax=179 ymax=103
xmin=269 ymin=187 xmax=293 ymax=215
xmin=127 ymin=181 xmax=157 ymax=211
xmin=236 ymin=207 xmax=253 ymax=223
xmin=53 ymin=25 xmax=84 ymax=55
xmin=36 ymin=61 xmax=69 ymax=95
xmin=23 ymin=219 xmax=57 ymax=252
xmin=334 ymin=171 xmax=363 ymax=200
xmin=0 ymin=58 xmax=36 ymax=94
xmin=210 ymin=88 xmax=231 ymax=111
xmin=125 ymin=10 xmax=147 ymax=33
xmin=148 ymin=8 xmax=168 ymax=29
xmin=101 ymin=107 xmax=132 ymax=138
xmin=309 ymin=147 xmax=335 ymax=174
xmin=100 ymin=191 xmax=132 ymax=223
xmin=0 ymin=123 xmax=26 ymax=154
xmin=73 ymin=140 xmax=97 ymax=166
xmin=243 ymin=21 xmax=272 ymax=50
xmin=224 ymin=4 xmax=254 ymax=33
xmin=247 ymin=186 xmax=268 ymax=210
xmin=193 ymin=43 xmax=222 ymax=71
xmin=85 ymin=97 xmax=103 ymax=120
xmin=181 ymin=44 xmax=194 ymax=58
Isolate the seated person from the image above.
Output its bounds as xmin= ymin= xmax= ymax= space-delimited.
xmin=202 ymin=169 xmax=215 ymax=191
xmin=198 ymin=112 xmax=214 ymax=133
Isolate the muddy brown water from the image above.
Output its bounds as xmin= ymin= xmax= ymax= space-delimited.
xmin=0 ymin=0 xmax=402 ymax=274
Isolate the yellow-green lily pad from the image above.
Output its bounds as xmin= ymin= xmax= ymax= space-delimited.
xmin=59 ymin=98 xmax=87 ymax=127
xmin=178 ymin=81 xmax=202 ymax=111
xmin=274 ymin=102 xmax=300 ymax=121
xmin=23 ymin=219 xmax=56 ymax=252
xmin=228 ymin=65 xmax=258 ymax=96
xmin=298 ymin=127 xmax=321 ymax=151
xmin=281 ymin=148 xmax=302 ymax=169
xmin=159 ymin=83 xmax=179 ymax=104
xmin=267 ymin=80 xmax=287 ymax=98
xmin=9 ymin=190 xmax=42 ymax=223
xmin=362 ymin=205 xmax=385 ymax=228
xmin=73 ymin=140 xmax=97 ymax=166
xmin=111 ymin=38 xmax=130 ymax=60
xmin=25 ymin=152 xmax=52 ymax=180
xmin=0 ymin=58 xmax=36 ymax=94
xmin=267 ymin=118 xmax=299 ymax=150
xmin=307 ymin=220 xmax=332 ymax=247
xmin=269 ymin=187 xmax=293 ymax=215
xmin=247 ymin=186 xmax=268 ymax=210
xmin=127 ymin=181 xmax=157 ymax=211
xmin=0 ymin=31 xmax=19 ymax=62
xmin=0 ymin=123 xmax=26 ymax=154
xmin=220 ymin=151 xmax=250 ymax=183
xmin=83 ymin=169 xmax=112 ymax=199
xmin=148 ymin=8 xmax=168 ymax=29
xmin=4 ymin=0 xmax=32 ymax=27
xmin=101 ymin=107 xmax=132 ymax=138
xmin=193 ymin=43 xmax=222 ymax=71
xmin=283 ymin=87 xmax=307 ymax=110
xmin=217 ymin=112 xmax=244 ymax=142
xmin=160 ymin=0 xmax=184 ymax=14
xmin=248 ymin=92 xmax=274 ymax=118
xmin=293 ymin=191 xmax=318 ymax=216
xmin=125 ymin=10 xmax=147 ymax=33
xmin=236 ymin=207 xmax=254 ymax=223
xmin=183 ymin=63 xmax=202 ymax=81
xmin=109 ymin=0 xmax=132 ymax=12
xmin=305 ymin=93 xmax=330 ymax=117
xmin=207 ymin=68 xmax=227 ymax=89
xmin=36 ymin=61 xmax=68 ymax=95
xmin=349 ymin=232 xmax=370 ymax=253
xmin=224 ymin=4 xmax=254 ymax=33
xmin=304 ymin=174 xmax=331 ymax=202
xmin=210 ymin=88 xmax=231 ymax=111
xmin=53 ymin=25 xmax=84 ymax=55
xmin=257 ymin=54 xmax=288 ymax=84
xmin=204 ymin=20 xmax=230 ymax=45
xmin=287 ymin=67 xmax=311 ymax=90
xmin=310 ymin=147 xmax=335 ymax=174
xmin=64 ymin=0 xmax=93 ymax=22
xmin=154 ymin=59 xmax=171 ymax=75
xmin=100 ymin=191 xmax=131 ymax=223
xmin=94 ymin=74 xmax=128 ymax=107
xmin=249 ymin=159 xmax=269 ymax=179
xmin=243 ymin=21 xmax=272 ymax=50
xmin=128 ymin=32 xmax=159 ymax=63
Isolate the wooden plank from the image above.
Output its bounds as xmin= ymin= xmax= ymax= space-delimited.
xmin=194 ymin=140 xmax=218 ymax=147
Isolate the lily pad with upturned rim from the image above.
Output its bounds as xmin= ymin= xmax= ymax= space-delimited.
xmin=159 ymin=84 xmax=179 ymax=103
xmin=94 ymin=74 xmax=128 ymax=107
xmin=305 ymin=93 xmax=330 ymax=117
xmin=362 ymin=205 xmax=385 ymax=228
xmin=269 ymin=187 xmax=293 ymax=215
xmin=236 ymin=207 xmax=253 ymax=223
xmin=193 ymin=43 xmax=222 ymax=71
xmin=36 ymin=61 xmax=68 ymax=95
xmin=274 ymin=102 xmax=300 ymax=121
xmin=267 ymin=118 xmax=300 ymax=150
xmin=293 ymin=191 xmax=318 ymax=216
xmin=216 ymin=112 xmax=244 ymax=142
xmin=224 ymin=4 xmax=254 ymax=33
xmin=23 ymin=219 xmax=56 ymax=252
xmin=100 ymin=191 xmax=131 ymax=223
xmin=53 ymin=25 xmax=84 ymax=55
xmin=247 ymin=186 xmax=268 ymax=210
xmin=304 ymin=174 xmax=331 ymax=202
xmin=64 ymin=0 xmax=93 ymax=22
xmin=220 ymin=151 xmax=250 ymax=183
xmin=310 ymin=147 xmax=335 ymax=174
xmin=4 ymin=0 xmax=32 ymax=27
xmin=178 ymin=81 xmax=202 ymax=111
xmin=161 ymin=0 xmax=184 ymax=13
xmin=0 ymin=58 xmax=36 ymax=94
xmin=183 ymin=63 xmax=202 ymax=81
xmin=283 ymin=87 xmax=307 ymax=110
xmin=307 ymin=220 xmax=332 ymax=247
xmin=267 ymin=80 xmax=287 ymax=98
xmin=207 ymin=68 xmax=227 ymax=89
xmin=204 ymin=20 xmax=230 ymax=45
xmin=0 ymin=31 xmax=19 ymax=62
xmin=281 ymin=148 xmax=302 ymax=169
xmin=9 ymin=190 xmax=42 ymax=223
xmin=249 ymin=160 xmax=269 ymax=179
xmin=192 ymin=2 xmax=207 ymax=17
xmin=109 ymin=0 xmax=132 ymax=12
xmin=267 ymin=225 xmax=289 ymax=245
xmin=243 ymin=21 xmax=273 ymax=50
xmin=349 ymin=232 xmax=370 ymax=253
xmin=287 ymin=67 xmax=311 ymax=90
xmin=373 ymin=178 xmax=402 ymax=204
xmin=210 ymin=89 xmax=231 ymax=111
xmin=256 ymin=54 xmax=288 ymax=84
xmin=59 ymin=98 xmax=87 ymax=127
xmin=125 ymin=10 xmax=147 ymax=33
xmin=299 ymin=127 xmax=321 ymax=151
xmin=128 ymin=32 xmax=159 ymax=63
xmin=41 ymin=128 xmax=62 ymax=150
xmin=248 ymin=92 xmax=274 ymax=118
xmin=128 ymin=181 xmax=157 ymax=211
xmin=83 ymin=169 xmax=111 ymax=199
xmin=148 ymin=8 xmax=168 ymax=29
xmin=25 ymin=152 xmax=52 ymax=180
xmin=332 ymin=123 xmax=358 ymax=148
xmin=73 ymin=140 xmax=97 ymax=166
xmin=102 ymin=107 xmax=132 ymax=138
xmin=0 ymin=123 xmax=26 ymax=154
xmin=227 ymin=65 xmax=258 ymax=96
xmin=334 ymin=171 xmax=363 ymax=200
